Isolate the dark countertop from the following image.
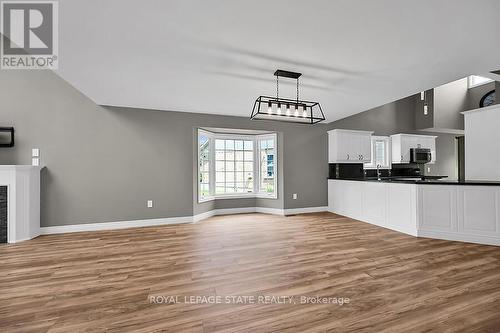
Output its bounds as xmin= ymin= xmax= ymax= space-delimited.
xmin=328 ymin=177 xmax=500 ymax=186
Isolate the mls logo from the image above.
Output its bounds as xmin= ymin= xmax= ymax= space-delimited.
xmin=1 ymin=1 xmax=58 ymax=69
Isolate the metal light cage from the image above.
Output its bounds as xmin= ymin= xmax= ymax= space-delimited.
xmin=251 ymin=69 xmax=326 ymax=124
xmin=250 ymin=96 xmax=326 ymax=124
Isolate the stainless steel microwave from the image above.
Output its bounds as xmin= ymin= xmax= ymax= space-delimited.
xmin=410 ymin=148 xmax=431 ymax=164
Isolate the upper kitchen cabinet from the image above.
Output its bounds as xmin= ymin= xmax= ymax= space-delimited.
xmin=391 ymin=134 xmax=436 ymax=164
xmin=328 ymin=129 xmax=373 ymax=163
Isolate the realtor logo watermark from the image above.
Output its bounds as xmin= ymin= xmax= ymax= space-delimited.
xmin=1 ymin=1 xmax=58 ymax=69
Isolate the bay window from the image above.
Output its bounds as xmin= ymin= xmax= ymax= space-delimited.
xmin=198 ymin=129 xmax=277 ymax=202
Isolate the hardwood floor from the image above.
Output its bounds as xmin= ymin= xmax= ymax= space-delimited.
xmin=2 ymin=212 xmax=500 ymax=332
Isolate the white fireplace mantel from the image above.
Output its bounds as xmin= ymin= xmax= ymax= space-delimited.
xmin=0 ymin=165 xmax=42 ymax=243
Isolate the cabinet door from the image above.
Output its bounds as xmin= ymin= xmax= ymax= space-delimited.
xmin=400 ymin=136 xmax=416 ymax=163
xmin=338 ymin=133 xmax=352 ymax=162
xmin=328 ymin=180 xmax=344 ymax=214
xmin=359 ymin=134 xmax=372 ymax=162
xmin=343 ymin=181 xmax=363 ymax=219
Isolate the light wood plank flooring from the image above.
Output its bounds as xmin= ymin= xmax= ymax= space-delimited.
xmin=2 ymin=212 xmax=500 ymax=332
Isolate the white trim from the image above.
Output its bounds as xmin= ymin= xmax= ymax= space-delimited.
xmin=256 ymin=207 xmax=285 ymax=215
xmin=39 ymin=206 xmax=329 ymax=236
xmin=192 ymin=210 xmax=216 ymax=223
xmin=418 ymin=230 xmax=500 ymax=247
xmin=468 ymin=75 xmax=494 ymax=89
xmin=283 ymin=206 xmax=328 ymax=215
xmin=461 ymin=103 xmax=500 ymax=115
xmin=40 ymin=216 xmax=193 ymax=235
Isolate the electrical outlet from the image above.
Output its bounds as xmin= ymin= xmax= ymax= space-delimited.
xmin=147 ymin=200 xmax=153 ymax=208
xmin=32 ymin=158 xmax=39 ymax=166
xmin=32 ymin=148 xmax=40 ymax=157
xmin=292 ymin=193 xmax=298 ymax=200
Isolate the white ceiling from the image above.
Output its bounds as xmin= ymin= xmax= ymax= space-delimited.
xmin=56 ymin=0 xmax=500 ymax=122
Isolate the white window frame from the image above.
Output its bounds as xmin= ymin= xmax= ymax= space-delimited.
xmin=256 ymin=133 xmax=278 ymax=199
xmin=364 ymin=136 xmax=391 ymax=169
xmin=197 ymin=129 xmax=278 ymax=202
xmin=197 ymin=129 xmax=215 ymax=202
xmin=468 ymin=75 xmax=493 ymax=89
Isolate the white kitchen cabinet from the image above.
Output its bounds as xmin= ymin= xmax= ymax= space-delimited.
xmin=328 ymin=179 xmax=418 ymax=236
xmin=328 ymin=129 xmax=373 ymax=163
xmin=329 ymin=179 xmax=500 ymax=246
xmin=418 ymin=185 xmax=458 ymax=233
xmin=391 ymin=134 xmax=437 ymax=164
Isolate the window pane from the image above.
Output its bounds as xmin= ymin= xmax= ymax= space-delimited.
xmin=215 ymin=139 xmax=225 ymax=150
xmin=198 ymin=132 xmax=211 ymax=199
xmin=225 ymin=140 xmax=234 ymax=150
xmin=244 ymin=140 xmax=253 ymax=150
xmin=259 ymin=137 xmax=276 ymax=194
xmin=225 ymin=151 xmax=234 ymax=161
xmin=244 ymin=151 xmax=253 ymax=161
xmin=235 ymin=140 xmax=244 ymax=150
xmin=216 ymin=161 xmax=225 ymax=171
xmin=216 ymin=186 xmax=225 ymax=194
xmin=375 ymin=140 xmax=385 ymax=166
xmin=216 ymin=172 xmax=225 ymax=182
xmin=244 ymin=162 xmax=253 ymax=172
xmin=202 ymin=172 xmax=209 ymax=183
xmin=225 ymin=161 xmax=234 ymax=171
xmin=235 ymin=161 xmax=244 ymax=172
xmin=215 ymin=151 xmax=224 ymax=160
xmin=235 ymin=151 xmax=244 ymax=161
xmin=235 ymin=172 xmax=244 ymax=182
xmin=226 ymin=172 xmax=234 ymax=182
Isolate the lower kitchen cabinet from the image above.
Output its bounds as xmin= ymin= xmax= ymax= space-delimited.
xmin=328 ymin=179 xmax=418 ymax=236
xmin=329 ymin=179 xmax=500 ymax=246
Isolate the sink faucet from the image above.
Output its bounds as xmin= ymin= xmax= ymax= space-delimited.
xmin=377 ymin=164 xmax=382 ymax=181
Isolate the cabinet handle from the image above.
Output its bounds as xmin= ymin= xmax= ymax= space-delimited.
xmin=401 ymin=155 xmax=403 ymax=162
xmin=361 ymin=154 xmax=364 ymax=160
xmin=347 ymin=154 xmax=349 ymax=160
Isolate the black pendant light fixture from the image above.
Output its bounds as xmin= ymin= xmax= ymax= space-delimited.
xmin=251 ymin=70 xmax=325 ymax=124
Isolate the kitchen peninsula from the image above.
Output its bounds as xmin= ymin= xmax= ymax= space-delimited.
xmin=328 ymin=178 xmax=500 ymax=246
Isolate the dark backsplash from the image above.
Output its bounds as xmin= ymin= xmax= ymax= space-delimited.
xmin=329 ymin=163 xmax=364 ymax=179
xmin=329 ymin=163 xmax=423 ymax=179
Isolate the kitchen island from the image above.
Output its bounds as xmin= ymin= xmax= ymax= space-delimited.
xmin=328 ymin=178 xmax=500 ymax=246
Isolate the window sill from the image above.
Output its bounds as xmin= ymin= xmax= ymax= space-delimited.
xmin=198 ymin=193 xmax=277 ymax=203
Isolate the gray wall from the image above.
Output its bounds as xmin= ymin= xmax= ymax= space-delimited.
xmin=1 ymin=70 xmax=328 ymax=227
xmin=328 ymin=95 xmax=458 ymax=179
xmin=496 ymin=81 xmax=500 ymax=105
xmin=468 ymin=81 xmax=495 ymax=110
xmin=433 ymin=78 xmax=468 ymax=130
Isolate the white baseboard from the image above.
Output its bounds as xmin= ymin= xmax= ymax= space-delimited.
xmin=256 ymin=207 xmax=285 ymax=215
xmin=40 ymin=216 xmax=193 ymax=235
xmin=40 ymin=206 xmax=326 ymax=235
xmin=418 ymin=230 xmax=500 ymax=246
xmin=283 ymin=206 xmax=328 ymax=215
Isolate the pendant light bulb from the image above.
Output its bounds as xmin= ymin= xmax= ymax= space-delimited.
xmin=302 ymin=110 xmax=307 ymax=118
xmin=285 ymin=104 xmax=290 ymax=116
xmin=288 ymin=105 xmax=294 ymax=116
xmin=277 ymin=103 xmax=281 ymax=115
xmin=294 ymin=107 xmax=299 ymax=117
xmin=267 ymin=101 xmax=272 ymax=115
xmin=423 ymin=104 xmax=428 ymax=115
